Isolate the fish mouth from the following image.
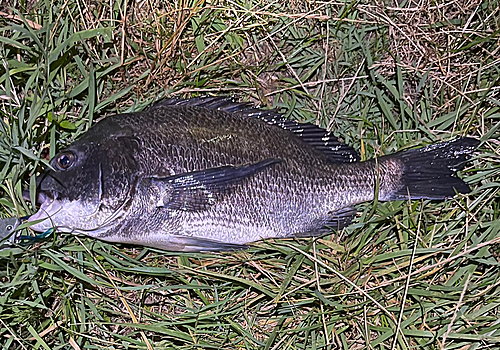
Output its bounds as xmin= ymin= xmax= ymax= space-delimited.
xmin=27 ymin=191 xmax=64 ymax=231
xmin=26 ymin=189 xmax=120 ymax=236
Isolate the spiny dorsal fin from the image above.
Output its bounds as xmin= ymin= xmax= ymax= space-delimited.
xmin=150 ymin=97 xmax=360 ymax=163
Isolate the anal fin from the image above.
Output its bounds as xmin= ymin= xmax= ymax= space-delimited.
xmin=295 ymin=207 xmax=357 ymax=237
xmin=326 ymin=207 xmax=357 ymax=231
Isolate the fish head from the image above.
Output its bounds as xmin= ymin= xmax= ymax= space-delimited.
xmin=0 ymin=217 xmax=20 ymax=241
xmin=28 ymin=135 xmax=139 ymax=235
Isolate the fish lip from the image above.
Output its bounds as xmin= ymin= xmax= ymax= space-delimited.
xmin=26 ymin=189 xmax=114 ymax=234
xmin=38 ymin=190 xmax=57 ymax=203
xmin=27 ymin=190 xmax=63 ymax=230
xmin=23 ymin=189 xmax=59 ymax=204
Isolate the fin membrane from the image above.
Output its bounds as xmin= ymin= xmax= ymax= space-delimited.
xmin=157 ymin=235 xmax=248 ymax=252
xmin=156 ymin=159 xmax=280 ymax=211
xmin=386 ymin=137 xmax=479 ymax=200
xmin=150 ymin=97 xmax=360 ymax=163
xmin=326 ymin=207 xmax=358 ymax=231
xmin=261 ymin=118 xmax=360 ymax=163
xmin=295 ymin=207 xmax=357 ymax=237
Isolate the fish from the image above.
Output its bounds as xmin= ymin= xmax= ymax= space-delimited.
xmin=0 ymin=216 xmax=52 ymax=250
xmin=0 ymin=216 xmax=21 ymax=246
xmin=26 ymin=97 xmax=479 ymax=252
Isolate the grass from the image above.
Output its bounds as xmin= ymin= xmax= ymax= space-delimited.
xmin=0 ymin=0 xmax=499 ymax=349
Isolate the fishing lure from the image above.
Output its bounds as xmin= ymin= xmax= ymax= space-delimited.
xmin=0 ymin=216 xmax=53 ymax=250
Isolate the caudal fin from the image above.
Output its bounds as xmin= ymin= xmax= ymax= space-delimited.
xmin=385 ymin=137 xmax=479 ymax=200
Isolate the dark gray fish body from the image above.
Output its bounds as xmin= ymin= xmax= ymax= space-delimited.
xmin=28 ymin=98 xmax=479 ymax=251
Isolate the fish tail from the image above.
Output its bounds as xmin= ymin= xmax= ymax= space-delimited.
xmin=381 ymin=137 xmax=479 ymax=201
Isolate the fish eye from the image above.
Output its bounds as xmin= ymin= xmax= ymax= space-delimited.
xmin=56 ymin=152 xmax=76 ymax=170
xmin=6 ymin=225 xmax=13 ymax=231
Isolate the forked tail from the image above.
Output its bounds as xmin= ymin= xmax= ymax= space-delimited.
xmin=382 ymin=137 xmax=479 ymax=201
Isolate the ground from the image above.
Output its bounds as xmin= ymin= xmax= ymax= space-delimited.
xmin=0 ymin=0 xmax=499 ymax=349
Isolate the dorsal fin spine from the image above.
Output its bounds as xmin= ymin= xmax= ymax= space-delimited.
xmin=150 ymin=97 xmax=360 ymax=163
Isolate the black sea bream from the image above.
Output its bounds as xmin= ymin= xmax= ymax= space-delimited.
xmin=27 ymin=98 xmax=479 ymax=251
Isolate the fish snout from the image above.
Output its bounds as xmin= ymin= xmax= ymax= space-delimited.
xmin=22 ymin=189 xmax=58 ymax=205
xmin=38 ymin=190 xmax=57 ymax=204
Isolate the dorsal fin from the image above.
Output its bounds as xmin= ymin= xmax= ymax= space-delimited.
xmin=150 ymin=97 xmax=360 ymax=163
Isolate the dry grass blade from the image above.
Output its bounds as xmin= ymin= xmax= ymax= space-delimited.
xmin=75 ymin=237 xmax=154 ymax=350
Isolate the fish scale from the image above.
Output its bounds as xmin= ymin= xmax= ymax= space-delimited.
xmin=25 ymin=97 xmax=479 ymax=251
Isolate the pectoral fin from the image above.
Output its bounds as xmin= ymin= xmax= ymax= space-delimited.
xmin=154 ymin=159 xmax=280 ymax=211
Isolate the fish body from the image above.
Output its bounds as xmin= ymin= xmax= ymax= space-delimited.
xmin=28 ymin=98 xmax=479 ymax=251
